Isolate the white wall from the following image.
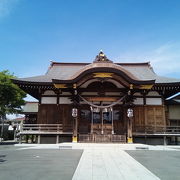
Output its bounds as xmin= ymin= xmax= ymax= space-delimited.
xmin=59 ymin=97 xmax=72 ymax=104
xmin=133 ymin=92 xmax=142 ymax=96
xmin=134 ymin=97 xmax=162 ymax=105
xmin=41 ymin=97 xmax=57 ymax=104
xmin=41 ymin=97 xmax=72 ymax=104
xmin=42 ymin=90 xmax=56 ymax=95
xmin=134 ymin=98 xmax=144 ymax=105
xmin=61 ymin=92 xmax=71 ymax=95
xmin=147 ymin=91 xmax=160 ymax=96
xmin=146 ymin=98 xmax=162 ymax=105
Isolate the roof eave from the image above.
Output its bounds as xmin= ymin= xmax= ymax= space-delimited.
xmin=155 ymin=82 xmax=180 ymax=86
xmin=12 ymin=79 xmax=53 ymax=86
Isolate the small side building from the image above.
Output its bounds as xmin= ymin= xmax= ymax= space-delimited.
xmin=22 ymin=101 xmax=38 ymax=124
xmin=166 ymin=93 xmax=180 ymax=144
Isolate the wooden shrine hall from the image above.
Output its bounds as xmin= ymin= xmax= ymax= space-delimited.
xmin=13 ymin=52 xmax=180 ymax=144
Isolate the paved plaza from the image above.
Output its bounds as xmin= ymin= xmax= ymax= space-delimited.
xmin=127 ymin=150 xmax=180 ymax=180
xmin=0 ymin=145 xmax=82 ymax=180
xmin=0 ymin=143 xmax=180 ymax=180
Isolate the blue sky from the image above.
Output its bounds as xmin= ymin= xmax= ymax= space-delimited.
xmin=1 ymin=0 xmax=180 ymax=79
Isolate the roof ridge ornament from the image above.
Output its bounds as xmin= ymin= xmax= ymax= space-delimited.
xmin=93 ymin=51 xmax=113 ymax=63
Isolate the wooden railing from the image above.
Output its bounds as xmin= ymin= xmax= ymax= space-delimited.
xmin=20 ymin=124 xmax=63 ymax=133
xmin=134 ymin=126 xmax=180 ymax=134
xmin=20 ymin=124 xmax=180 ymax=135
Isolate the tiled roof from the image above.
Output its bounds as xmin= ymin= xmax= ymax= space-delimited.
xmin=14 ymin=61 xmax=180 ymax=84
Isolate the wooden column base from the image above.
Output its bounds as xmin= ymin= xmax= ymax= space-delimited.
xmin=127 ymin=137 xmax=133 ymax=143
xmin=38 ymin=135 xmax=41 ymax=144
xmin=72 ymin=136 xmax=77 ymax=143
xmin=56 ymin=135 xmax=59 ymax=144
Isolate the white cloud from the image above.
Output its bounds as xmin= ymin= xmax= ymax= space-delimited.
xmin=149 ymin=42 xmax=180 ymax=76
xmin=154 ymin=43 xmax=173 ymax=55
xmin=115 ymin=42 xmax=180 ymax=78
xmin=0 ymin=0 xmax=20 ymax=18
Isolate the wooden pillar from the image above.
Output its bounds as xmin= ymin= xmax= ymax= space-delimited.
xmin=26 ymin=135 xmax=28 ymax=143
xmin=19 ymin=135 xmax=22 ymax=144
xmin=127 ymin=108 xmax=134 ymax=143
xmin=71 ymin=107 xmax=78 ymax=143
xmin=111 ymin=107 xmax=114 ymax=134
xmin=163 ymin=136 xmax=167 ymax=146
xmin=18 ymin=122 xmax=23 ymax=144
xmin=90 ymin=106 xmax=94 ymax=134
xmin=127 ymin=117 xmax=133 ymax=143
xmin=38 ymin=135 xmax=41 ymax=144
xmin=72 ymin=117 xmax=78 ymax=142
xmin=56 ymin=135 xmax=59 ymax=144
xmin=101 ymin=109 xmax=104 ymax=134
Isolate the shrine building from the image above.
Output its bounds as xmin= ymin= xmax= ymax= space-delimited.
xmin=13 ymin=52 xmax=180 ymax=144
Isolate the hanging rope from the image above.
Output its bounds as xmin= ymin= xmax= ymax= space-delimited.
xmin=78 ymin=94 xmax=127 ymax=109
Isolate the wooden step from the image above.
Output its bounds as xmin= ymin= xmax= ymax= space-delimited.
xmin=78 ymin=134 xmax=126 ymax=143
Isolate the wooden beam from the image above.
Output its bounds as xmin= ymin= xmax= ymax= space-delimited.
xmin=139 ymin=84 xmax=154 ymax=89
xmin=93 ymin=73 xmax=114 ymax=78
xmin=86 ymin=97 xmax=118 ymax=102
xmin=54 ymin=84 xmax=68 ymax=88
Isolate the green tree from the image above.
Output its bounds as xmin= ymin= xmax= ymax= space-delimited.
xmin=0 ymin=70 xmax=26 ymax=120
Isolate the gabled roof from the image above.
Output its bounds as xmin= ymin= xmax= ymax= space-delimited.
xmin=13 ymin=52 xmax=180 ymax=86
xmin=13 ymin=61 xmax=180 ymax=84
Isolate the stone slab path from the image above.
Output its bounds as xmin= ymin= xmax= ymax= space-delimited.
xmin=72 ymin=148 xmax=160 ymax=180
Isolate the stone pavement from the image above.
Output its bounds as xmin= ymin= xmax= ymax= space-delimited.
xmin=72 ymin=147 xmax=160 ymax=180
xmin=16 ymin=143 xmax=180 ymax=180
xmin=0 ymin=145 xmax=82 ymax=180
xmin=127 ymin=150 xmax=180 ymax=180
xmin=15 ymin=142 xmax=177 ymax=151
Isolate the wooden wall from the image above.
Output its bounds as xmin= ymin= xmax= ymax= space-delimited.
xmin=37 ymin=104 xmax=73 ymax=131
xmin=37 ymin=104 xmax=166 ymax=134
xmin=113 ymin=106 xmax=126 ymax=135
xmin=133 ymin=106 xmax=145 ymax=127
xmin=168 ymin=105 xmax=180 ymax=120
xmin=78 ymin=105 xmax=91 ymax=133
xmin=133 ymin=105 xmax=166 ymax=130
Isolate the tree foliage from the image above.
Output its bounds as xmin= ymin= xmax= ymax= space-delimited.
xmin=0 ymin=70 xmax=26 ymax=119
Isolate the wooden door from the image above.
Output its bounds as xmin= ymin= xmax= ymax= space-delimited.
xmin=113 ymin=106 xmax=125 ymax=135
xmin=78 ymin=105 xmax=91 ymax=133
xmin=60 ymin=105 xmax=73 ymax=132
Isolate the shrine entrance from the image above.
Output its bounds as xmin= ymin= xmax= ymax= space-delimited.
xmin=78 ymin=103 xmax=127 ymax=143
xmin=90 ymin=107 xmax=114 ymax=135
xmin=75 ymin=73 xmax=132 ymax=143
